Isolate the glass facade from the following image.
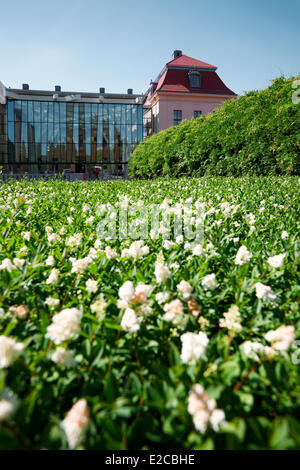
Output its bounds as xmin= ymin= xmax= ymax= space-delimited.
xmin=1 ymin=100 xmax=144 ymax=177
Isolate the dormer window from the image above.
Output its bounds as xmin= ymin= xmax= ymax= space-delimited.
xmin=188 ymin=71 xmax=201 ymax=88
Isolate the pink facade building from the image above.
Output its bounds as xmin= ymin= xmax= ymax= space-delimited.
xmin=143 ymin=50 xmax=237 ymax=136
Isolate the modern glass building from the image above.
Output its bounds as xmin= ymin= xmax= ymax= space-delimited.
xmin=0 ymin=83 xmax=144 ymax=178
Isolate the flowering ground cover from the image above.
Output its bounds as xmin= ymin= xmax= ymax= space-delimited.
xmin=0 ymin=176 xmax=299 ymax=450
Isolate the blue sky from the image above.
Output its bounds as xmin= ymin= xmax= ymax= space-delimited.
xmin=1 ymin=0 xmax=299 ymax=96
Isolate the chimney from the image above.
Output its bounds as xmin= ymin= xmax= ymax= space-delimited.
xmin=127 ymin=88 xmax=133 ymax=95
xmin=22 ymin=83 xmax=29 ymax=90
xmin=173 ymin=50 xmax=182 ymax=59
xmin=55 ymin=85 xmax=61 ymax=92
xmin=99 ymin=87 xmax=105 ymax=94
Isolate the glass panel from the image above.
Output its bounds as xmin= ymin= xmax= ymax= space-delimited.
xmin=60 ymin=103 xmax=66 ymax=123
xmin=132 ymin=106 xmax=137 ymax=125
xmin=41 ymin=102 xmax=48 ymax=123
xmin=8 ymin=122 xmax=14 ymax=142
xmin=21 ymin=101 xmax=28 ymax=122
xmin=34 ymin=102 xmax=41 ymax=122
xmin=14 ymin=101 xmax=22 ymax=122
xmin=7 ymin=101 xmax=14 ymax=121
xmin=54 ymin=102 xmax=60 ymax=123
xmin=47 ymin=122 xmax=53 ymax=142
xmin=109 ymin=104 xmax=114 ymax=123
xmin=48 ymin=102 xmax=54 ymax=122
xmin=28 ymin=101 xmax=34 ymax=122
xmin=73 ymin=104 xmax=79 ymax=123
xmin=84 ymin=104 xmax=91 ymax=124
xmin=21 ymin=121 xmax=28 ymax=143
xmin=115 ymin=105 xmax=121 ymax=123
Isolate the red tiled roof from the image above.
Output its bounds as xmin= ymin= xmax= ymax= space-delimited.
xmin=167 ymin=54 xmax=216 ymax=69
xmin=155 ymin=68 xmax=236 ymax=96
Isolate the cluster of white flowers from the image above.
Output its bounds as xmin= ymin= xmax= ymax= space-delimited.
xmin=66 ymin=233 xmax=82 ymax=249
xmin=90 ymin=295 xmax=107 ymax=318
xmin=51 ymin=347 xmax=76 ymax=369
xmin=265 ymin=325 xmax=295 ymax=352
xmin=0 ymin=336 xmax=25 ymax=368
xmin=120 ymin=308 xmax=141 ymax=333
xmin=45 ymin=255 xmax=55 ymax=266
xmin=0 ymin=258 xmax=15 ymax=272
xmin=201 ymin=273 xmax=217 ymax=290
xmin=70 ymin=257 xmax=91 ymax=274
xmin=85 ymin=279 xmax=98 ymax=294
xmin=240 ymin=341 xmax=273 ymax=362
xmin=61 ymin=399 xmax=89 ymax=449
xmin=219 ymin=305 xmax=242 ymax=334
xmin=118 ymin=281 xmax=152 ymax=333
xmin=121 ymin=240 xmax=149 ymax=260
xmin=177 ymin=280 xmax=193 ymax=299
xmin=46 ymin=308 xmax=81 ymax=344
xmin=104 ymin=246 xmax=118 ymax=259
xmin=154 ymin=262 xmax=171 ymax=283
xmin=163 ymin=299 xmax=185 ymax=327
xmin=45 ymin=297 xmax=60 ymax=308
xmin=188 ymin=384 xmax=225 ymax=433
xmin=0 ymin=388 xmax=19 ymax=422
xmin=46 ymin=268 xmax=60 ymax=285
xmin=155 ymin=291 xmax=170 ymax=305
xmin=255 ymin=282 xmax=277 ymax=304
xmin=267 ymin=253 xmax=286 ymax=268
xmin=235 ymin=245 xmax=252 ymax=265
xmin=180 ymin=332 xmax=209 ymax=364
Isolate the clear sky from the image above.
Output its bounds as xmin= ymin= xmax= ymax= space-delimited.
xmin=1 ymin=0 xmax=299 ymax=96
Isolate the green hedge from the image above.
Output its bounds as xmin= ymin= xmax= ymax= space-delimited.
xmin=129 ymin=76 xmax=300 ymax=177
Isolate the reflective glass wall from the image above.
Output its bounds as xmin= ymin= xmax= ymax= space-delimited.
xmin=1 ymin=100 xmax=144 ymax=176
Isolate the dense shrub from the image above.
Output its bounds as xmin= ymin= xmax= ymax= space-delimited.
xmin=129 ymin=76 xmax=300 ymax=177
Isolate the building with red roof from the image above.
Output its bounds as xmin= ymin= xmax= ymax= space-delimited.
xmin=143 ymin=50 xmax=237 ymax=135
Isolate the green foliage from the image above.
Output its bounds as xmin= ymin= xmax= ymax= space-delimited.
xmin=129 ymin=76 xmax=300 ymax=177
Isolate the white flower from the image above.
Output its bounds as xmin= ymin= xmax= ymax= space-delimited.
xmin=192 ymin=244 xmax=203 ymax=256
xmin=241 ymin=341 xmax=268 ymax=362
xmin=154 ymin=262 xmax=171 ymax=283
xmin=219 ymin=305 xmax=242 ymax=334
xmin=61 ymin=399 xmax=89 ymax=449
xmin=201 ymin=273 xmax=217 ymax=290
xmin=86 ymin=279 xmax=98 ymax=294
xmin=71 ymin=257 xmax=91 ymax=274
xmin=19 ymin=246 xmax=28 ymax=256
xmin=45 ymin=297 xmax=60 ymax=308
xmin=121 ymin=308 xmax=140 ymax=333
xmin=52 ymin=348 xmax=76 ymax=369
xmin=22 ymin=231 xmax=31 ymax=241
xmin=188 ymin=384 xmax=225 ymax=434
xmin=0 ymin=336 xmax=25 ymax=368
xmin=66 ymin=233 xmax=82 ymax=249
xmin=123 ymin=240 xmax=149 ymax=260
xmin=155 ymin=292 xmax=170 ymax=305
xmin=0 ymin=388 xmax=19 ymax=422
xmin=163 ymin=299 xmax=184 ymax=326
xmin=105 ymin=246 xmax=118 ymax=259
xmin=235 ymin=245 xmax=252 ymax=265
xmin=255 ymin=282 xmax=277 ymax=304
xmin=47 ymin=233 xmax=60 ymax=245
xmin=13 ymin=258 xmax=25 ymax=269
xmin=67 ymin=217 xmax=73 ymax=224
xmin=177 ymin=280 xmax=193 ymax=299
xmin=118 ymin=281 xmax=135 ymax=305
xmin=90 ymin=296 xmax=107 ymax=317
xmin=46 ymin=308 xmax=81 ymax=344
xmin=180 ymin=332 xmax=209 ymax=364
xmin=0 ymin=258 xmax=15 ymax=272
xmin=45 ymin=255 xmax=55 ymax=266
xmin=267 ymin=253 xmax=286 ymax=268
xmin=210 ymin=409 xmax=226 ymax=432
xmin=281 ymin=231 xmax=289 ymax=240
xmin=176 ymin=235 xmax=184 ymax=244
xmin=46 ymin=268 xmax=60 ymax=285
xmin=265 ymin=325 xmax=295 ymax=352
